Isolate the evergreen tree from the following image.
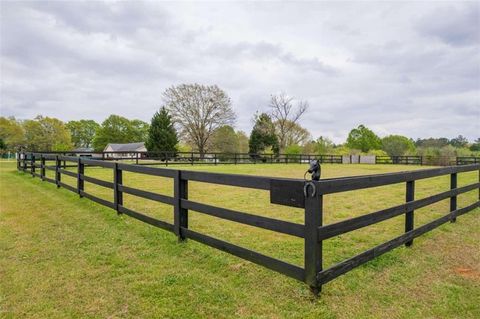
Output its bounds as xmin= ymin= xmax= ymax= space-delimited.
xmin=249 ymin=113 xmax=279 ymax=156
xmin=145 ymin=107 xmax=178 ymax=158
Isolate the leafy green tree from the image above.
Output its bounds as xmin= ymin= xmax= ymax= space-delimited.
xmin=449 ymin=135 xmax=468 ymax=148
xmin=470 ymin=138 xmax=480 ymax=152
xmin=346 ymin=125 xmax=381 ymax=152
xmin=249 ymin=113 xmax=279 ymax=155
xmin=455 ymin=147 xmax=474 ymax=156
xmin=209 ymin=125 xmax=238 ymax=154
xmin=363 ymin=149 xmax=389 ymax=156
xmin=23 ymin=115 xmax=72 ymax=151
xmin=66 ymin=120 xmax=100 ymax=148
xmin=381 ymin=135 xmax=415 ymax=156
xmin=284 ymin=144 xmax=302 ymax=163
xmin=314 ymin=136 xmax=334 ymax=154
xmin=92 ymin=115 xmax=147 ymax=151
xmin=415 ymin=137 xmax=449 ymax=148
xmin=131 ymin=119 xmax=150 ymax=142
xmin=0 ymin=116 xmax=25 ymax=150
xmin=284 ymin=144 xmax=302 ymax=155
xmin=145 ymin=107 xmax=178 ymax=156
xmin=236 ymin=131 xmax=249 ymax=153
xmin=332 ymin=145 xmax=359 ymax=155
xmin=0 ymin=138 xmax=6 ymax=150
xmin=302 ymin=137 xmax=334 ymax=154
xmin=177 ymin=143 xmax=192 ymax=152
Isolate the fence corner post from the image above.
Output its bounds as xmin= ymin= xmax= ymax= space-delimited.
xmin=174 ymin=170 xmax=188 ymax=241
xmin=113 ymin=162 xmax=123 ymax=215
xmin=304 ymin=181 xmax=323 ymax=295
xmin=405 ymin=180 xmax=415 ymax=246
xmin=450 ymin=172 xmax=457 ymax=223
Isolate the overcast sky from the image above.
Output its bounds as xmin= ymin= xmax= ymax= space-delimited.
xmin=1 ymin=1 xmax=479 ymax=143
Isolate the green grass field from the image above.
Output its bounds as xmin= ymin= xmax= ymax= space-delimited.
xmin=1 ymin=160 xmax=479 ymax=318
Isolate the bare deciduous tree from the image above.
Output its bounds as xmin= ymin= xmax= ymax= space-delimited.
xmin=163 ymin=84 xmax=236 ymax=156
xmin=284 ymin=121 xmax=311 ymax=146
xmin=269 ymin=92 xmax=308 ymax=151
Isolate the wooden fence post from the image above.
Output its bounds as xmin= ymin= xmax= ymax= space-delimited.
xmin=55 ymin=155 xmax=61 ymax=188
xmin=304 ymin=182 xmax=323 ymax=295
xmin=22 ymin=153 xmax=27 ymax=172
xmin=30 ymin=153 xmax=35 ymax=177
xmin=174 ymin=170 xmax=188 ymax=241
xmin=405 ymin=180 xmax=415 ymax=246
xmin=450 ymin=173 xmax=457 ymax=223
xmin=113 ymin=162 xmax=123 ymax=214
xmin=77 ymin=157 xmax=84 ymax=197
xmin=41 ymin=155 xmax=45 ymax=181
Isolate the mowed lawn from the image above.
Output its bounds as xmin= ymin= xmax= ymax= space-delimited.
xmin=1 ymin=160 xmax=479 ymax=318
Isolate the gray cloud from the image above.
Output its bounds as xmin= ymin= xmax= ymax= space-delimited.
xmin=415 ymin=3 xmax=480 ymax=47
xmin=1 ymin=1 xmax=479 ymax=143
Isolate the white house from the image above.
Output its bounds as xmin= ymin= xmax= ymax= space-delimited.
xmin=103 ymin=142 xmax=146 ymax=158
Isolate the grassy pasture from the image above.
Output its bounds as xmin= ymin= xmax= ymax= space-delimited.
xmin=1 ymin=160 xmax=479 ymax=318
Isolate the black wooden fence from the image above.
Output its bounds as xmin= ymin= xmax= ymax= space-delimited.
xmin=375 ymin=155 xmax=423 ymax=165
xmin=25 ymin=150 xmax=344 ymax=165
xmin=457 ymin=156 xmax=480 ymax=165
xmin=17 ymin=152 xmax=480 ymax=295
xmin=20 ymin=151 xmax=479 ymax=166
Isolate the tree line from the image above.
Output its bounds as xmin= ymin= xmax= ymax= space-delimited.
xmin=1 ymin=83 xmax=479 ymax=158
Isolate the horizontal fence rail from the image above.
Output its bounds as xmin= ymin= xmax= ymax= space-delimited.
xmin=16 ymin=152 xmax=480 ymax=295
xmin=375 ymin=155 xmax=422 ymax=165
xmin=19 ymin=151 xmax=480 ymax=167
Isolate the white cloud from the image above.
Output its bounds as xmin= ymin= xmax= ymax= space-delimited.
xmin=1 ymin=1 xmax=479 ymax=143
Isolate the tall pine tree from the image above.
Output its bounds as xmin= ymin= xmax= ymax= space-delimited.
xmin=249 ymin=113 xmax=279 ymax=157
xmin=145 ymin=107 xmax=178 ymax=158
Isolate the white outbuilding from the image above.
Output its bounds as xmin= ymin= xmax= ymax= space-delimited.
xmin=103 ymin=142 xmax=146 ymax=158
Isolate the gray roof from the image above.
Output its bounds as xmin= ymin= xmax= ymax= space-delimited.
xmin=105 ymin=142 xmax=145 ymax=152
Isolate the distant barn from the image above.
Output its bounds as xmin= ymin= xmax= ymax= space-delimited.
xmin=103 ymin=142 xmax=146 ymax=158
